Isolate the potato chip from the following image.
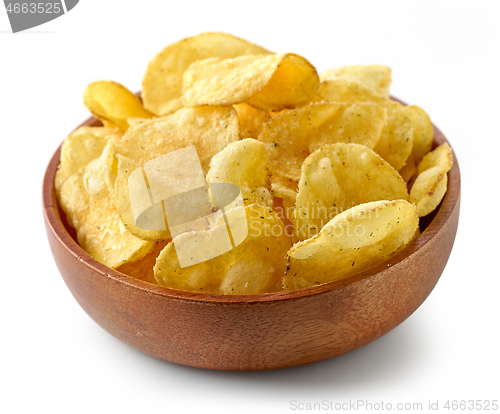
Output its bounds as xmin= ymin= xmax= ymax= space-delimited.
xmin=55 ymin=126 xmax=122 ymax=195
xmin=258 ymin=102 xmax=387 ymax=197
xmin=283 ymin=200 xmax=419 ymax=290
xmin=233 ymin=103 xmax=270 ymax=138
xmin=410 ymin=143 xmax=453 ymax=217
xmin=116 ymin=106 xmax=239 ymax=173
xmin=142 ymin=32 xmax=271 ymax=116
xmin=320 ymin=64 xmax=392 ymax=98
xmin=294 ymin=143 xmax=409 ymax=240
xmin=114 ymin=155 xmax=172 ymax=242
xmin=116 ymin=240 xmax=168 ymax=284
xmin=59 ymin=141 xmax=154 ymax=268
xmin=206 ymin=139 xmax=273 ymax=207
xmin=405 ymin=105 xmax=434 ymax=163
xmin=259 ymin=102 xmax=386 ymax=152
xmin=315 ymin=79 xmax=413 ymax=170
xmin=181 ymin=53 xmax=320 ymax=111
xmin=154 ymin=205 xmax=292 ymax=294
xmin=398 ymin=154 xmax=417 ymax=184
xmin=83 ymin=81 xmax=154 ymax=131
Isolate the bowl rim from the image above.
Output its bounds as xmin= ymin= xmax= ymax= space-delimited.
xmin=43 ymin=98 xmax=461 ymax=304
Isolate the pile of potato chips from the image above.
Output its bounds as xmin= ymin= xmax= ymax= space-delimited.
xmin=56 ymin=32 xmax=453 ymax=294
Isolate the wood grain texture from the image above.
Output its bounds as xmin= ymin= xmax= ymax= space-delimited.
xmin=43 ymin=99 xmax=460 ymax=370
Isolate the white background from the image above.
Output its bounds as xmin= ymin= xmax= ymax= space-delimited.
xmin=1 ymin=1 xmax=499 ymax=413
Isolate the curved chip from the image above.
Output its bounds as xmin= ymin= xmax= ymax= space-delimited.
xmin=154 ymin=205 xmax=292 ymax=294
xmin=206 ymin=139 xmax=273 ymax=207
xmin=142 ymin=32 xmax=271 ymax=116
xmin=320 ymin=64 xmax=392 ymax=98
xmin=55 ymin=126 xmax=122 ymax=196
xmin=284 ymin=200 xmax=419 ymax=290
xmin=294 ymin=143 xmax=409 ymax=240
xmin=116 ymin=106 xmax=240 ymax=173
xmin=258 ymin=102 xmax=387 ymax=198
xmin=316 ymin=79 xmax=413 ymax=170
xmin=83 ymin=81 xmax=154 ymax=131
xmin=233 ymin=103 xmax=270 ymax=138
xmin=405 ymin=105 xmax=434 ymax=163
xmin=181 ymin=53 xmax=320 ymax=111
xmin=410 ymin=143 xmax=453 ymax=217
xmin=59 ymin=141 xmax=154 ymax=268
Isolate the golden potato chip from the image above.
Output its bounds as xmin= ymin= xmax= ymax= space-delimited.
xmin=154 ymin=205 xmax=292 ymax=294
xmin=116 ymin=106 xmax=240 ymax=173
xmin=294 ymin=143 xmax=409 ymax=240
xmin=206 ymin=139 xmax=273 ymax=207
xmin=181 ymin=53 xmax=320 ymax=111
xmin=116 ymin=240 xmax=168 ymax=284
xmin=83 ymin=81 xmax=154 ymax=131
xmin=320 ymin=64 xmax=392 ymax=98
xmin=410 ymin=143 xmax=453 ymax=217
xmin=114 ymin=155 xmax=172 ymax=242
xmin=416 ymin=142 xmax=452 ymax=175
xmin=316 ymin=79 xmax=413 ymax=170
xmin=258 ymin=102 xmax=387 ymax=198
xmin=398 ymin=154 xmax=417 ymax=184
xmin=259 ymin=102 xmax=386 ymax=152
xmin=405 ymin=105 xmax=434 ymax=163
xmin=59 ymin=141 xmax=154 ymax=268
xmin=142 ymin=32 xmax=271 ymax=116
xmin=55 ymin=126 xmax=122 ymax=195
xmin=233 ymin=103 xmax=270 ymax=138
xmin=283 ymin=200 xmax=419 ymax=290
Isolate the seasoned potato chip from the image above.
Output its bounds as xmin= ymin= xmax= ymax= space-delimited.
xmin=316 ymin=79 xmax=413 ymax=170
xmin=154 ymin=205 xmax=292 ymax=294
xmin=181 ymin=53 xmax=320 ymax=111
xmin=233 ymin=103 xmax=270 ymax=138
xmin=142 ymin=32 xmax=271 ymax=116
xmin=59 ymin=141 xmax=154 ymax=268
xmin=206 ymin=139 xmax=273 ymax=207
xmin=410 ymin=143 xmax=453 ymax=217
xmin=405 ymin=105 xmax=434 ymax=163
xmin=116 ymin=106 xmax=239 ymax=173
xmin=55 ymin=126 xmax=122 ymax=195
xmin=259 ymin=102 xmax=386 ymax=152
xmin=284 ymin=200 xmax=419 ymax=289
xmin=114 ymin=155 xmax=172 ymax=242
xmin=258 ymin=102 xmax=387 ymax=197
xmin=116 ymin=241 xmax=168 ymax=284
xmin=83 ymin=81 xmax=154 ymax=131
xmin=398 ymin=154 xmax=417 ymax=184
xmin=294 ymin=143 xmax=409 ymax=240
xmin=320 ymin=64 xmax=392 ymax=98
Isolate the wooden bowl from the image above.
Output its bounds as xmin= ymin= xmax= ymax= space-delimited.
xmin=43 ymin=109 xmax=460 ymax=370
